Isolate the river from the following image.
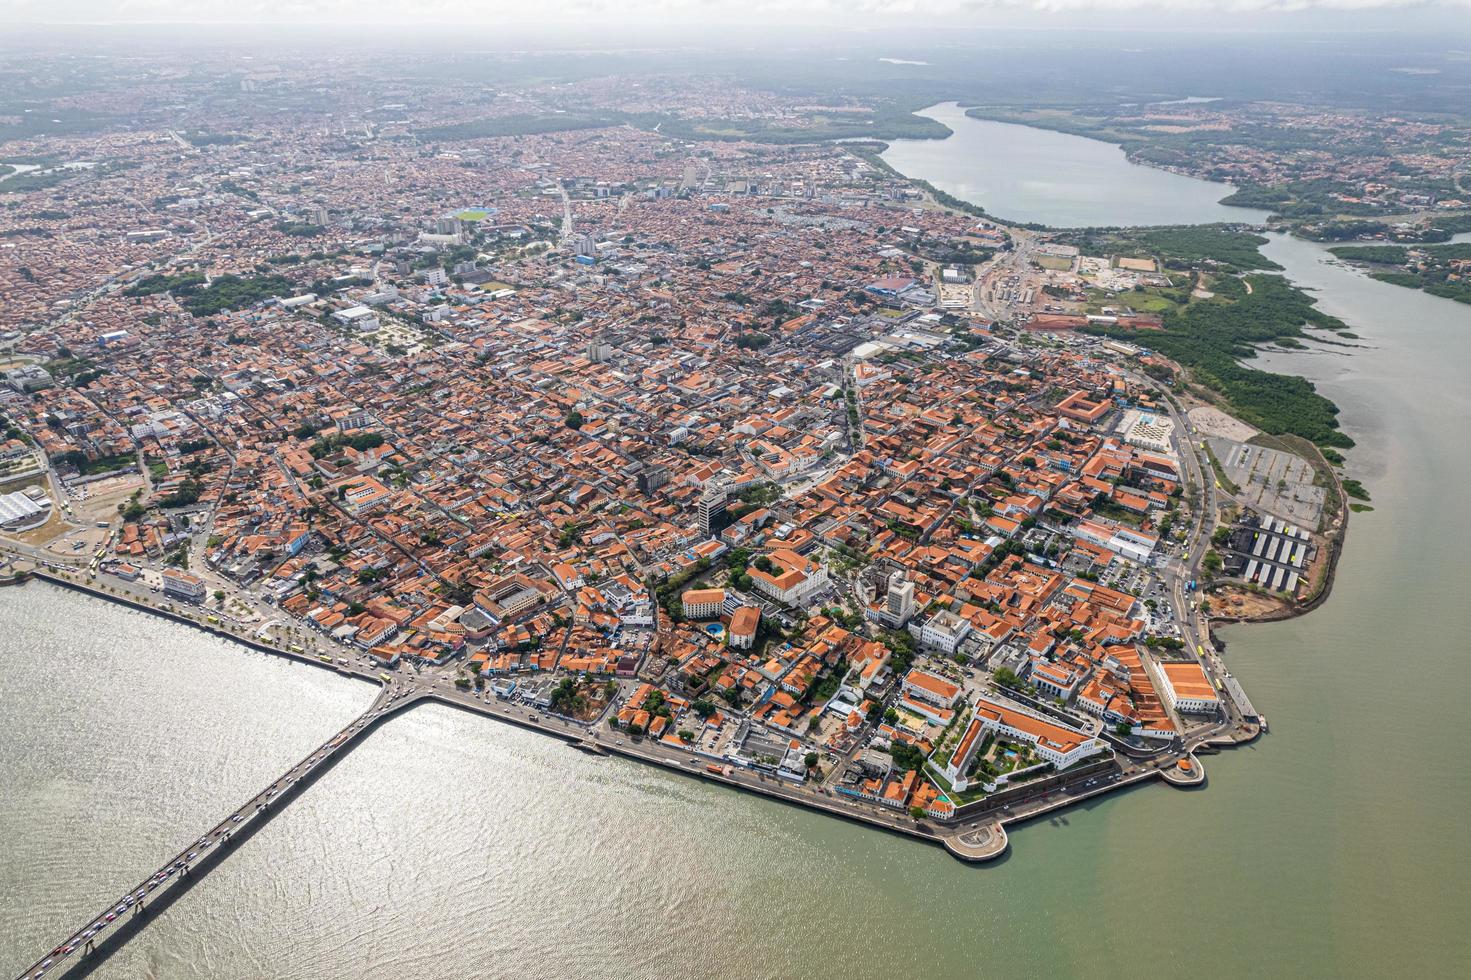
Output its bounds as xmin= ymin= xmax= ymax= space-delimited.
xmin=4 ymin=120 xmax=1470 ymax=978
xmin=0 ymin=163 xmax=40 ymax=185
xmin=881 ymin=102 xmax=1269 ymax=228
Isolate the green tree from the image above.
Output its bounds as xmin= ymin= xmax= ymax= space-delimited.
xmin=889 ymin=742 xmax=926 ymax=771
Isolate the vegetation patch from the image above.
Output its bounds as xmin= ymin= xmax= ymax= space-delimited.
xmin=181 ymin=274 xmax=293 ymax=316
xmin=1132 ymin=226 xmax=1281 ymax=272
xmin=1087 ymin=249 xmax=1352 ymax=448
xmin=417 ymin=113 xmax=615 ymax=141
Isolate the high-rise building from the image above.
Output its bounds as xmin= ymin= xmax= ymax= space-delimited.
xmin=697 ymin=481 xmax=728 ymax=538
xmin=636 ymin=464 xmax=670 ymax=495
xmin=885 ymin=571 xmax=917 ymax=626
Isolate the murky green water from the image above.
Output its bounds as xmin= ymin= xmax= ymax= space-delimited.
xmin=4 ymin=119 xmax=1469 ymax=979
xmin=881 ymin=102 xmax=1270 ymax=227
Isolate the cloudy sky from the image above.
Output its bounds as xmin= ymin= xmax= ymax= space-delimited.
xmin=5 ymin=0 xmax=1471 ymax=30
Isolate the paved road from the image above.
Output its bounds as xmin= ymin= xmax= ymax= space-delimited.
xmin=1146 ymin=383 xmax=1251 ymax=740
xmin=14 ymin=682 xmax=419 ymax=980
xmin=12 ymin=509 xmax=1240 ymax=979
xmin=558 ymin=183 xmax=574 ymax=238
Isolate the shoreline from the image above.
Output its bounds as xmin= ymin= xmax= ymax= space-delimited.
xmin=6 ymin=569 xmax=1249 ymax=870
xmin=1206 ymin=440 xmax=1351 ymax=629
xmin=940 ymin=103 xmax=1471 ymax=244
xmin=858 ymin=130 xmax=1356 ymax=635
xmin=868 ymin=101 xmax=1266 ymax=230
xmin=955 ymin=104 xmax=1262 ymax=218
xmin=881 ymin=102 xmax=1470 ymax=249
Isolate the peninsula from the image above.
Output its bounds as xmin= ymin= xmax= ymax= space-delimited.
xmin=0 ymin=45 xmax=1365 ymax=980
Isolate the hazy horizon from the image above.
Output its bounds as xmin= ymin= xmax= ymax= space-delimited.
xmin=5 ymin=0 xmax=1471 ymax=36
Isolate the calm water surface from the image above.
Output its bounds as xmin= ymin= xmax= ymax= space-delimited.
xmin=0 ymin=585 xmax=373 ymax=975
xmin=881 ymin=102 xmax=1269 ymax=227
xmin=5 ymin=124 xmax=1470 ymax=979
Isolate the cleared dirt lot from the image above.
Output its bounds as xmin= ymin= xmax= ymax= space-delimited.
xmin=1187 ymin=405 xmax=1258 ymax=442
xmin=68 ymin=472 xmax=146 ymax=524
xmin=1212 ymin=585 xmax=1292 ymax=620
xmin=39 ymin=523 xmax=109 ymax=557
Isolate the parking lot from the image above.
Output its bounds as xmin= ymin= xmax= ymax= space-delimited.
xmin=1208 ymin=437 xmax=1325 ymax=529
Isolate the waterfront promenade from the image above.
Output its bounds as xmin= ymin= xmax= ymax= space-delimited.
xmin=9 ymin=566 xmax=1252 ymax=979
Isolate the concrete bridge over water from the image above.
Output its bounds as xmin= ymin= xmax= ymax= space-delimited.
xmin=14 ymin=679 xmax=427 ymax=980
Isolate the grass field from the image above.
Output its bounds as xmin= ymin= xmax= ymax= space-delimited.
xmin=1120 ymin=290 xmax=1185 ymax=314
xmin=1085 ymin=285 xmax=1192 ymax=316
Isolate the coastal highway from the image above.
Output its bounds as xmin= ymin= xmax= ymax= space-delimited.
xmin=11 ymin=567 xmax=1233 ymax=978
xmin=12 ymin=473 xmax=1253 ymax=980
xmin=1145 ymin=385 xmax=1253 ymax=739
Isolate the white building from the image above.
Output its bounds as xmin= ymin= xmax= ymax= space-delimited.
xmin=939 ymin=695 xmax=1107 ymax=791
xmin=916 ymin=609 xmax=971 ymax=654
xmin=901 ymin=669 xmax=962 ymax=709
xmin=680 ymin=588 xmax=726 ymax=620
xmin=883 ymin=571 xmax=916 ymax=626
xmin=1123 ymin=411 xmax=1175 ymax=454
xmin=748 ymin=548 xmax=828 ymax=608
xmin=1156 ymin=661 xmax=1222 ymax=716
xmin=0 ymin=490 xmax=49 ymax=532
xmin=162 ymin=569 xmax=207 ymax=603
xmin=1029 ymin=659 xmax=1083 ymax=701
xmin=331 ymin=306 xmax=380 ymax=333
xmin=1074 ymin=519 xmax=1156 ymax=564
xmin=728 ymin=606 xmax=761 ymax=649
xmin=697 ymin=480 xmax=728 ymax=538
